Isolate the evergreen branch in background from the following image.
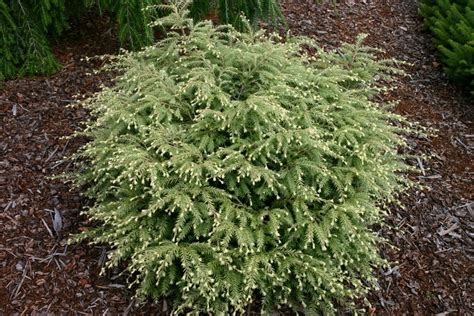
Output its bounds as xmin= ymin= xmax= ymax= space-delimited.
xmin=0 ymin=0 xmax=66 ymax=79
xmin=68 ymin=1 xmax=416 ymax=313
xmin=420 ymin=0 xmax=474 ymax=94
xmin=0 ymin=0 xmax=284 ymax=81
xmin=217 ymin=0 xmax=283 ymax=28
xmin=14 ymin=4 xmax=61 ymax=77
xmin=114 ymin=0 xmax=155 ymax=50
xmin=0 ymin=0 xmax=18 ymax=80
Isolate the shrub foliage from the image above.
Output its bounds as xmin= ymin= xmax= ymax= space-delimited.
xmin=71 ymin=2 xmax=412 ymax=313
xmin=0 ymin=0 xmax=282 ymax=80
xmin=420 ymin=0 xmax=474 ymax=93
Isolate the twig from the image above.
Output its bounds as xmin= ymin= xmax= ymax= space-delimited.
xmin=12 ymin=260 xmax=28 ymax=299
xmin=45 ymin=79 xmax=52 ymax=89
xmin=418 ymin=174 xmax=442 ymax=179
xmin=45 ymin=145 xmax=59 ymax=163
xmin=0 ymin=247 xmax=18 ymax=258
xmin=4 ymin=200 xmax=13 ymax=211
xmin=19 ymin=306 xmax=28 ymax=316
xmin=123 ymin=299 xmax=135 ymax=316
xmin=50 ymin=160 xmax=66 ymax=169
xmin=61 ymin=139 xmax=70 ymax=155
xmin=435 ymin=248 xmax=453 ymax=254
xmin=416 ymin=157 xmax=426 ymax=176
xmin=455 ymin=137 xmax=470 ymax=151
xmin=29 ymin=245 xmax=68 ymax=263
xmin=451 ymin=202 xmax=473 ymax=210
xmin=96 ymin=283 xmax=126 ymax=289
xmin=438 ymin=222 xmax=459 ymax=236
xmin=41 ymin=218 xmax=54 ymax=238
xmin=69 ymin=309 xmax=90 ymax=315
xmin=54 ymin=257 xmax=62 ymax=269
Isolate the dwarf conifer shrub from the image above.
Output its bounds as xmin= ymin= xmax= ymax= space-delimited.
xmin=420 ymin=0 xmax=474 ymax=93
xmin=71 ymin=2 xmax=412 ymax=313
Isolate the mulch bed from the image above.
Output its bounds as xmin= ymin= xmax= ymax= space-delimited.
xmin=1 ymin=1 xmax=472 ymax=314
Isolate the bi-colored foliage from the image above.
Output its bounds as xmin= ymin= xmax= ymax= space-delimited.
xmin=420 ymin=0 xmax=474 ymax=93
xmin=70 ymin=2 xmax=413 ymax=314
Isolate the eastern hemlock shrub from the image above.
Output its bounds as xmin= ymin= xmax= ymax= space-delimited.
xmin=420 ymin=0 xmax=474 ymax=93
xmin=70 ymin=3 xmax=413 ymax=314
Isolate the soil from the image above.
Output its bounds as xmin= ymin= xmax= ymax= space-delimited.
xmin=1 ymin=1 xmax=473 ymax=315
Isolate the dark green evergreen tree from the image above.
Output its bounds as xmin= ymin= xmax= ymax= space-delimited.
xmin=0 ymin=0 xmax=18 ymax=80
xmin=0 ymin=0 xmax=283 ymax=81
xmin=420 ymin=0 xmax=474 ymax=94
xmin=0 ymin=0 xmax=66 ymax=79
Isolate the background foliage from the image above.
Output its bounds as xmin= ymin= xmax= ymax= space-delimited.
xmin=0 ymin=0 xmax=66 ymax=79
xmin=419 ymin=0 xmax=474 ymax=93
xmin=0 ymin=0 xmax=283 ymax=81
xmin=70 ymin=2 xmax=413 ymax=314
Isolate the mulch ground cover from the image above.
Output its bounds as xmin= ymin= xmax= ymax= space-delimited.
xmin=1 ymin=0 xmax=472 ymax=314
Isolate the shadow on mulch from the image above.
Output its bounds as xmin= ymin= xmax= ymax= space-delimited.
xmin=1 ymin=1 xmax=473 ymax=314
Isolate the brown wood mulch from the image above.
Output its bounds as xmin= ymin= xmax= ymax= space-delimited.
xmin=1 ymin=1 xmax=473 ymax=314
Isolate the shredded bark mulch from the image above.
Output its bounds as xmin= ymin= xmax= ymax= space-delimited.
xmin=1 ymin=1 xmax=473 ymax=314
